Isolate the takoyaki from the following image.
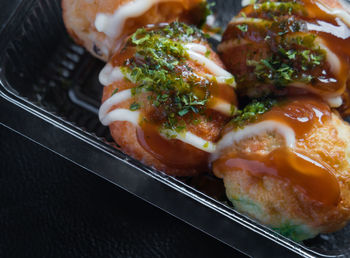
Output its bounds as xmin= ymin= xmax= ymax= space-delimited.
xmin=212 ymin=96 xmax=350 ymax=241
xmin=99 ymin=22 xmax=237 ymax=176
xmin=219 ymin=0 xmax=350 ymax=115
xmin=62 ymin=0 xmax=208 ymax=61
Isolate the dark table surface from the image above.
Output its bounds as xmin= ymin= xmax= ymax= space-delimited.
xmin=0 ymin=125 xmax=247 ymax=257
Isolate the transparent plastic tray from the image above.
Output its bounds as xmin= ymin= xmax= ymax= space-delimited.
xmin=1 ymin=0 xmax=350 ymax=256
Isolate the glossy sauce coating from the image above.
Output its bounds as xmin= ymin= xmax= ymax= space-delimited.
xmin=102 ymin=24 xmax=237 ymax=172
xmin=260 ymin=96 xmax=331 ymax=138
xmin=220 ymin=0 xmax=350 ymax=112
xmin=215 ymin=96 xmax=340 ymax=206
xmin=127 ymin=44 xmax=235 ymax=169
xmin=136 ymin=124 xmax=210 ymax=169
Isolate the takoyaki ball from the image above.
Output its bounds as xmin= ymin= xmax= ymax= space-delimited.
xmin=218 ymin=0 xmax=350 ymax=114
xmin=99 ymin=22 xmax=237 ymax=176
xmin=212 ymin=95 xmax=350 ymax=241
xmin=62 ymin=0 xmax=208 ymax=61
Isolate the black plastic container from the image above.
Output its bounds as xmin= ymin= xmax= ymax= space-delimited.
xmin=1 ymin=0 xmax=350 ymax=257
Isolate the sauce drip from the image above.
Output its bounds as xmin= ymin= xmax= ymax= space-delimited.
xmin=215 ymin=148 xmax=339 ymax=206
xmin=209 ymin=82 xmax=238 ymax=105
xmin=137 ymin=123 xmax=210 ymax=170
xmin=215 ymin=96 xmax=340 ymax=206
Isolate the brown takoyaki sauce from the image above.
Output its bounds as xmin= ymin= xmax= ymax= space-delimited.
xmin=105 ymin=22 xmax=237 ymax=170
xmin=220 ymin=0 xmax=350 ymax=113
xmin=215 ymin=96 xmax=340 ymax=206
xmin=136 ymin=124 xmax=210 ymax=169
xmin=259 ymin=95 xmax=331 ymax=137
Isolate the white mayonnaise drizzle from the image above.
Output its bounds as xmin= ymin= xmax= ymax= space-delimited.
xmin=184 ymin=44 xmax=236 ymax=88
xmin=184 ymin=43 xmax=236 ymax=91
xmin=161 ymin=129 xmax=216 ymax=153
xmin=213 ymin=120 xmax=296 ymax=160
xmin=290 ymin=81 xmax=343 ymax=107
xmin=209 ymin=75 xmax=236 ymax=87
xmin=316 ymin=39 xmax=341 ymax=76
xmin=99 ymin=64 xmax=125 ymax=86
xmin=306 ymin=20 xmax=350 ymax=39
xmin=326 ymin=96 xmax=343 ymax=108
xmin=99 ymin=89 xmax=132 ymax=122
xmin=206 ymin=14 xmax=216 ymax=27
xmin=100 ymin=109 xmax=140 ymax=126
xmin=316 ymin=2 xmax=350 ymax=28
xmin=185 ymin=43 xmax=208 ymax=54
xmin=95 ymin=0 xmax=159 ymax=38
xmin=241 ymin=0 xmax=256 ymax=7
xmin=186 ymin=50 xmax=232 ymax=77
xmin=211 ymin=99 xmax=232 ymax=116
